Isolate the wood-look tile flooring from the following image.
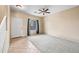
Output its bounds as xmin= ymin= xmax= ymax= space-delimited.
xmin=8 ymin=37 xmax=40 ymax=53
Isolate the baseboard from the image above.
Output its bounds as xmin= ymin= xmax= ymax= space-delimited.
xmin=11 ymin=36 xmax=26 ymax=39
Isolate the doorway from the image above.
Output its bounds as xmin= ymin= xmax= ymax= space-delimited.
xmin=27 ymin=18 xmax=39 ymax=36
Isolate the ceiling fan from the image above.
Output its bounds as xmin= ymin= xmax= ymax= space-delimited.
xmin=35 ymin=8 xmax=50 ymax=15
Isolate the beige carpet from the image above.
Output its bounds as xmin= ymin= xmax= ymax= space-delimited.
xmin=28 ymin=35 xmax=79 ymax=53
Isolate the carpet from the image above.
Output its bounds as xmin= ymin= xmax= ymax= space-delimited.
xmin=28 ymin=35 xmax=79 ymax=53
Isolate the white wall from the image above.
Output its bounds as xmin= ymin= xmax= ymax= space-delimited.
xmin=44 ymin=6 xmax=79 ymax=43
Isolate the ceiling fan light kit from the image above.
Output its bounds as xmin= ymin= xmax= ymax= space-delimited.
xmin=16 ymin=5 xmax=22 ymax=8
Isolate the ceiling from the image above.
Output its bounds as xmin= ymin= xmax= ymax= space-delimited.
xmin=10 ymin=5 xmax=77 ymax=17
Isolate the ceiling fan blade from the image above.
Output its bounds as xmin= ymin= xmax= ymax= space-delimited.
xmin=46 ymin=12 xmax=50 ymax=13
xmin=45 ymin=9 xmax=49 ymax=11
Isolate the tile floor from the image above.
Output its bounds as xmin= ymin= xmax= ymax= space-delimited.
xmin=8 ymin=37 xmax=40 ymax=53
